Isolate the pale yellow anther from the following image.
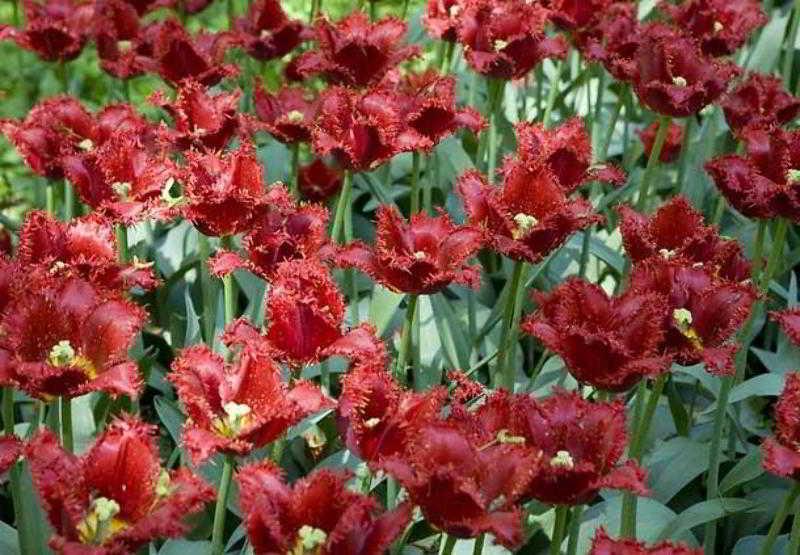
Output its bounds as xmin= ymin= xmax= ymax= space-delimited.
xmin=78 ymin=138 xmax=95 ymax=151
xmin=672 ymin=76 xmax=688 ymax=87
xmin=48 ymin=340 xmax=76 ymax=367
xmin=787 ymin=169 xmax=800 ymax=182
xmin=112 ymin=181 xmax=132 ymax=199
xmin=77 ymin=497 xmax=127 ymax=546
xmin=413 ymin=251 xmax=427 ymax=260
xmin=550 ymin=450 xmax=575 ymax=469
xmin=512 ymin=213 xmax=539 ymax=240
xmin=286 ymin=110 xmax=306 ymax=123
xmin=659 ymin=248 xmax=676 ymax=260
xmin=364 ymin=417 xmax=381 ymax=428
xmin=117 ymin=40 xmax=132 ymax=52
xmin=713 ymin=21 xmax=724 ymax=33
xmin=494 ymin=39 xmax=509 ymax=51
xmin=673 ymin=308 xmax=693 ymax=329
xmin=497 ymin=429 xmax=526 ymax=445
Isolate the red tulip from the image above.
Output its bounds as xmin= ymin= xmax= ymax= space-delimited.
xmin=170 ymin=320 xmax=333 ymax=464
xmin=763 ymin=373 xmax=800 ymax=480
xmin=458 ymin=0 xmax=568 ymax=80
xmin=237 ymin=461 xmax=411 ymax=555
xmin=523 ymin=278 xmax=671 ymax=392
xmin=619 ymin=195 xmax=752 ymax=283
xmin=660 ymin=0 xmax=766 ymax=57
xmin=93 ymin=0 xmax=149 ymax=80
xmin=289 ymin=12 xmax=418 ymax=87
xmin=576 ymin=3 xmax=641 ymax=83
xmin=590 ymin=527 xmax=703 ymax=555
xmin=233 ymin=0 xmax=305 ymax=61
xmin=337 ymin=204 xmax=483 ymax=295
xmin=253 ymin=84 xmax=317 ymax=144
xmin=0 ymin=272 xmax=146 ymax=399
xmin=423 ymin=0 xmax=462 ymax=42
xmin=298 ymin=158 xmax=343 ymax=202
xmin=721 ymin=73 xmax=800 ymax=136
xmin=773 ymin=307 xmax=800 ymax=346
xmin=632 ymin=24 xmax=737 ymax=117
xmin=148 ymin=20 xmax=237 ymax=86
xmin=547 ymin=0 xmax=622 ymax=31
xmin=26 ymin=417 xmax=214 ymax=553
xmin=0 ymin=435 xmax=22 ymax=476
xmin=0 ymin=0 xmax=93 ymax=62
xmin=638 ymin=120 xmax=685 ymax=163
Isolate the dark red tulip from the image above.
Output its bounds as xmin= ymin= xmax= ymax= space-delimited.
xmin=119 ymin=0 xmax=171 ymax=16
xmin=547 ymin=0 xmax=622 ymax=31
xmin=773 ymin=307 xmax=800 ymax=346
xmin=638 ymin=120 xmax=684 ymax=163
xmin=93 ymin=0 xmax=148 ymax=80
xmin=233 ymin=0 xmax=305 ymax=61
xmin=148 ymin=20 xmax=237 ymax=86
xmin=706 ymin=127 xmax=800 ymax=222
xmin=0 ymin=272 xmax=146 ymax=399
xmin=629 ymin=257 xmax=757 ymax=375
xmin=265 ymin=260 xmax=387 ymax=367
xmin=458 ymin=0 xmax=568 ymax=80
xmin=660 ymin=0 xmax=766 ymax=57
xmin=26 ymin=417 xmax=214 ymax=553
xmin=237 ymin=461 xmax=411 ymax=555
xmin=337 ymin=204 xmax=483 ymax=295
xmin=170 ymin=319 xmax=333 ymax=464
xmin=619 ymin=195 xmax=752 ymax=283
xmin=516 ymin=390 xmax=648 ymax=505
xmin=763 ymin=373 xmax=800 ymax=480
xmin=289 ymin=12 xmax=419 ymax=87
xmin=523 ymin=278 xmax=671 ymax=392
xmin=0 ymin=435 xmax=22 ymax=475
xmin=576 ymin=2 xmax=641 ymax=83
xmin=632 ymin=24 xmax=737 ymax=117
xmin=590 ymin=527 xmax=703 ymax=555
xmin=253 ymin=84 xmax=317 ymax=144
xmin=152 ymin=79 xmax=245 ymax=152
xmin=298 ymin=158 xmax=343 ymax=202
xmin=0 ymin=0 xmax=93 ymax=62
xmin=180 ymin=141 xmax=273 ymax=237
xmin=721 ymin=73 xmax=800 ymax=135
xmin=423 ymin=0 xmax=462 ymax=42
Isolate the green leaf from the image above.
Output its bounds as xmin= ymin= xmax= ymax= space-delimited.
xmin=648 ymin=437 xmax=710 ymax=503
xmin=13 ymin=461 xmax=53 ymax=555
xmin=159 ymin=540 xmax=212 ymax=555
xmin=154 ymin=396 xmax=185 ymax=445
xmin=721 ymin=449 xmax=764 ymax=494
xmin=368 ymin=285 xmax=404 ymax=336
xmin=657 ymin=498 xmax=758 ymax=541
xmin=0 ymin=520 xmax=19 ymax=555
xmin=729 ymin=374 xmax=786 ymax=404
xmin=746 ymin=13 xmax=791 ymax=73
xmin=430 ymin=293 xmax=471 ymax=371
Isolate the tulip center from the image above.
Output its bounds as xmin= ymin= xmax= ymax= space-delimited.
xmin=117 ymin=40 xmax=132 ymax=52
xmin=291 ymin=525 xmax=328 ymax=555
xmin=212 ymin=401 xmax=252 ymax=438
xmin=78 ymin=138 xmax=95 ymax=151
xmin=155 ymin=468 xmax=173 ymax=498
xmin=48 ymin=340 xmax=97 ymax=378
xmin=493 ymin=39 xmax=509 ymax=51
xmin=364 ymin=416 xmax=382 ymax=428
xmin=161 ymin=177 xmax=185 ymax=208
xmin=713 ymin=21 xmax=724 ymax=33
xmin=672 ymin=76 xmax=688 ymax=87
xmin=512 ymin=213 xmax=539 ymax=240
xmin=659 ymin=248 xmax=676 ymax=260
xmin=673 ymin=308 xmax=703 ymax=350
xmin=549 ymin=450 xmax=575 ymax=469
xmin=259 ymin=29 xmax=273 ymax=39
xmin=497 ymin=428 xmax=526 ymax=445
xmin=77 ymin=497 xmax=129 ymax=546
xmin=413 ymin=251 xmax=427 ymax=260
xmin=112 ymin=181 xmax=132 ymax=200
xmin=448 ymin=4 xmax=461 ymax=17
xmin=286 ymin=110 xmax=306 ymax=123
xmin=786 ymin=169 xmax=800 ymax=183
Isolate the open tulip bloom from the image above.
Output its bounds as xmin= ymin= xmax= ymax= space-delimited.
xmin=2 ymin=0 xmax=800 ymax=554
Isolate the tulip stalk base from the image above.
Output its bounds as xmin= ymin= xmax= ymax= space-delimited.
xmin=211 ymin=454 xmax=234 ymax=555
xmin=635 ymin=116 xmax=671 ymax=212
xmin=495 ymin=261 xmax=527 ymax=391
xmin=760 ymin=482 xmax=800 ymax=555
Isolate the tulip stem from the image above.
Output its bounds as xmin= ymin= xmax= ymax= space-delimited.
xmin=760 ymin=482 xmax=800 ymax=555
xmin=620 ymin=373 xmax=667 ymax=537
xmin=410 ymin=151 xmax=421 ymax=214
xmin=635 ymin=115 xmax=671 ymax=212
xmin=542 ymin=58 xmax=566 ymax=128
xmin=487 ymin=79 xmax=504 ymax=184
xmin=396 ymin=294 xmax=418 ymax=385
xmin=59 ymin=397 xmax=73 ymax=453
xmin=330 ymin=171 xmax=352 ymax=244
xmin=760 ymin=218 xmax=789 ymax=291
xmin=116 ymin=224 xmax=129 ymax=263
xmin=197 ymin=233 xmax=215 ymax=346
xmin=221 ymin=236 xmax=236 ymax=327
xmin=473 ymin=534 xmax=485 ymax=555
xmin=674 ymin=116 xmax=694 ymax=194
xmin=439 ymin=534 xmax=456 ymax=555
xmin=495 ymin=260 xmax=527 ymax=391
xmin=566 ymin=505 xmax=583 ymax=555
xmin=45 ymin=183 xmax=55 ymax=215
xmin=288 ymin=143 xmax=300 ymax=198
xmin=551 ymin=505 xmax=569 ymax=555
xmin=789 ymin=492 xmax=800 ymax=555
xmin=211 ymin=454 xmax=234 ymax=555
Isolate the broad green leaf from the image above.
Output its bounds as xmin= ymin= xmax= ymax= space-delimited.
xmin=369 ymin=285 xmax=404 ymax=336
xmin=746 ymin=13 xmax=791 ymax=73
xmin=14 ymin=462 xmax=53 ymax=555
xmin=729 ymin=374 xmax=786 ymax=404
xmin=160 ymin=540 xmax=212 ymax=555
xmin=430 ymin=293 xmax=471 ymax=370
xmin=648 ymin=437 xmax=710 ymax=503
xmin=721 ymin=449 xmax=764 ymax=494
xmin=154 ymin=396 xmax=185 ymax=445
xmin=657 ymin=498 xmax=757 ymax=541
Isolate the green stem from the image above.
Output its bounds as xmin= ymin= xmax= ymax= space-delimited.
xmin=550 ymin=505 xmax=569 ymax=555
xmin=760 ymin=218 xmax=789 ymax=292
xmin=473 ymin=534 xmax=485 ymax=555
xmin=2 ymin=389 xmax=13 ymax=436
xmin=319 ymin=360 xmax=330 ymax=392
xmin=116 ymin=224 xmax=129 ymax=263
xmin=226 ymin=0 xmax=235 ymax=28
xmin=566 ymin=505 xmax=583 ymax=555
xmin=599 ymin=92 xmax=625 ymax=160
xmin=674 ymin=117 xmax=694 ymax=194
xmin=221 ymin=236 xmax=236 ymax=328
xmin=396 ymin=294 xmax=418 ymax=384
xmin=635 ymin=115 xmax=671 ymax=212
xmin=783 ymin=0 xmax=800 ymax=88
xmin=410 ymin=151 xmax=421 ymax=214
xmin=45 ymin=182 xmax=55 ymax=215
xmin=211 ymin=454 xmax=235 ymax=555
xmin=198 ymin=233 xmax=215 ymax=346
xmin=789 ymin=491 xmax=800 ymax=555
xmin=439 ymin=534 xmax=456 ymax=555
xmin=542 ymin=58 xmax=567 ymax=128
xmin=495 ymin=260 xmax=526 ymax=390
xmin=330 ymin=171 xmax=352 ymax=244
xmin=271 ymin=437 xmax=286 ymax=464
xmin=487 ymin=79 xmax=504 ymax=184
xmin=59 ymin=397 xmax=73 ymax=452
xmin=288 ymin=142 xmax=300 ymax=198
xmin=760 ymin=481 xmax=800 ymax=555
xmin=578 ymin=229 xmax=592 ymax=278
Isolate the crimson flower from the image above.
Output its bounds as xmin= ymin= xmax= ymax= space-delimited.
xmin=15 ymin=210 xmax=157 ymax=292
xmin=0 ymin=0 xmax=93 ymax=62
xmin=233 ymin=0 xmax=305 ymax=61
xmin=169 ymin=319 xmax=333 ymax=464
xmin=211 ymin=185 xmax=331 ymax=279
xmin=618 ymin=195 xmax=752 ymax=283
xmin=119 ymin=0 xmax=170 ymax=16
xmin=288 ymin=12 xmax=418 ymax=87
xmin=577 ymin=3 xmax=641 ymax=83
xmin=590 ymin=528 xmax=702 ymax=555
xmin=311 ymin=86 xmax=426 ymax=172
xmin=298 ymin=158 xmax=343 ymax=202
xmin=152 ymin=80 xmax=245 ymax=152
xmin=265 ymin=260 xmax=386 ymax=366
xmin=773 ymin=307 xmax=800 ymax=346
xmin=0 ymin=272 xmax=146 ymax=399
xmin=337 ymin=364 xmax=445 ymax=466
xmin=546 ymin=0 xmax=620 ymax=31
xmin=253 ymin=84 xmax=317 ymax=144
xmin=148 ymin=20 xmax=237 ymax=86
xmin=629 ymin=257 xmax=757 ymax=375
xmin=660 ymin=0 xmax=766 ymax=57
xmin=522 ymin=278 xmax=671 ymax=392
xmin=0 ymin=435 xmax=22 ymax=475
xmin=516 ymin=390 xmax=648 ymax=505
xmin=93 ymin=0 xmax=148 ymax=80
xmin=237 ymin=461 xmax=411 ymax=555
xmin=1 ymin=96 xmax=95 ymax=180
xmin=62 ymin=133 xmax=177 ymax=224
xmin=457 ymin=0 xmax=568 ymax=80
xmin=180 ymin=141 xmax=273 ymax=237
xmin=706 ymin=127 xmax=800 ymax=222
xmin=638 ymin=120 xmax=684 ymax=163
xmin=382 ymin=394 xmax=540 ymax=548
xmin=457 ymin=119 xmax=622 ymax=264
xmin=632 ymin=24 xmax=736 ymax=117
xmin=721 ymin=73 xmax=800 ymax=136
xmin=423 ymin=0 xmax=461 ymax=42
xmin=379 ymin=70 xmax=486 ymax=148
xmin=26 ymin=417 xmax=214 ymax=553
xmin=337 ymin=205 xmax=483 ymax=295
xmin=763 ymin=373 xmax=800 ymax=480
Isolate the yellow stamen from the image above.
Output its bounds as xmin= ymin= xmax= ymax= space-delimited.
xmin=673 ymin=308 xmax=703 ymax=350
xmin=512 ymin=213 xmax=539 ymax=240
xmin=672 ymin=76 xmax=688 ymax=87
xmin=77 ymin=497 xmax=129 ymax=546
xmin=549 ymin=450 xmax=575 ymax=469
